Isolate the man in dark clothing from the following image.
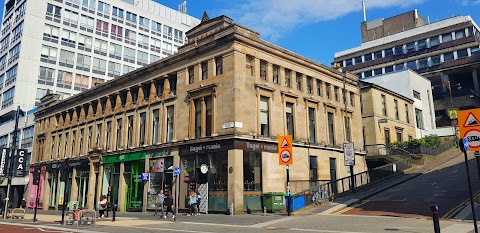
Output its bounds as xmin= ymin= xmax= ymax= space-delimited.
xmin=164 ymin=193 xmax=175 ymax=219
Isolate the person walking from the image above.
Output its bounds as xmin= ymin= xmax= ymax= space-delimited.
xmin=196 ymin=191 xmax=202 ymax=216
xmin=187 ymin=188 xmax=197 ymax=216
xmin=154 ymin=190 xmax=165 ymax=218
xmin=98 ymin=195 xmax=107 ymax=218
xmin=164 ymin=193 xmax=175 ymax=219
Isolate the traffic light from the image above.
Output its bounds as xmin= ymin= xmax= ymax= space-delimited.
xmin=32 ymin=167 xmax=41 ymax=185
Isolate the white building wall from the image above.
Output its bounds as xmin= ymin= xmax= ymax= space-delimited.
xmin=362 ymin=70 xmax=436 ymax=138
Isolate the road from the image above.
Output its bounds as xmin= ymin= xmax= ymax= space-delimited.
xmin=341 ymin=153 xmax=480 ymax=218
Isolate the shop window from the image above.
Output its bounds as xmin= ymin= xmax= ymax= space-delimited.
xmin=243 ymin=152 xmax=262 ymax=191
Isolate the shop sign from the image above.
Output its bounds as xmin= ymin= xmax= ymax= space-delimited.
xmin=0 ymin=148 xmax=10 ymax=177
xmin=179 ymin=140 xmax=234 ymax=155
xmin=13 ymin=149 xmax=28 ymax=177
xmin=235 ymin=140 xmax=278 ymax=153
xmin=67 ymin=159 xmax=89 ymax=167
xmin=102 ymin=151 xmax=146 ymax=164
xmin=150 ymin=149 xmax=172 ymax=158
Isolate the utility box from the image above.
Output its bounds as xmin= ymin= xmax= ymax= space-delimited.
xmin=262 ymin=192 xmax=284 ymax=212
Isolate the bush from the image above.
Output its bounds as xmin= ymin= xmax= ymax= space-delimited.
xmin=391 ymin=135 xmax=441 ymax=148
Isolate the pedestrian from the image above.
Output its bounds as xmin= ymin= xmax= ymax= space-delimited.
xmin=187 ymin=188 xmax=197 ymax=216
xmin=164 ymin=193 xmax=175 ymax=219
xmin=98 ymin=195 xmax=107 ymax=218
xmin=154 ymin=190 xmax=165 ymax=217
xmin=196 ymin=190 xmax=201 ymax=216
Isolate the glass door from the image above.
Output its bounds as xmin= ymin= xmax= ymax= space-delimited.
xmin=48 ymin=172 xmax=58 ymax=208
xmin=126 ymin=161 xmax=144 ymax=211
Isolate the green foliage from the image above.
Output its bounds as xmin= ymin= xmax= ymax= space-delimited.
xmin=391 ymin=135 xmax=442 ymax=148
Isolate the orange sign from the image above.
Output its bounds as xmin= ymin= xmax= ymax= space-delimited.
xmin=458 ymin=108 xmax=480 ymax=151
xmin=278 ymin=135 xmax=293 ymax=165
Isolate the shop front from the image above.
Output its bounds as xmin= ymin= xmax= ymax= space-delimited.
xmin=27 ymin=166 xmax=45 ymax=209
xmin=146 ymin=148 xmax=175 ymax=210
xmin=102 ymin=152 xmax=146 ymax=212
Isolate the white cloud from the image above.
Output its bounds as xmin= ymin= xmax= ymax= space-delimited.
xmin=460 ymin=0 xmax=480 ymax=5
xmin=219 ymin=0 xmax=425 ymax=41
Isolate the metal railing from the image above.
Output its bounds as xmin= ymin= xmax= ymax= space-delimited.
xmin=289 ymin=180 xmax=330 ymax=194
xmin=289 ymin=158 xmax=412 ymax=212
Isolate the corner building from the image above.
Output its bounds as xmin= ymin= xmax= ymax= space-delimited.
xmin=31 ymin=15 xmax=366 ymax=213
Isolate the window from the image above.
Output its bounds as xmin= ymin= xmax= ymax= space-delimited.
xmin=151 ymin=38 xmax=161 ymax=53
xmin=61 ymin=29 xmax=76 ymax=48
xmin=0 ymin=75 xmax=4 ymax=90
xmin=457 ymin=49 xmax=468 ymax=59
xmin=325 ymin=83 xmax=331 ymax=99
xmin=166 ymin=106 xmax=174 ymax=142
xmin=205 ymin=96 xmax=212 ymax=136
xmin=471 ymin=47 xmax=480 ymax=56
xmin=46 ymin=3 xmax=61 ymax=22
xmin=138 ymin=33 xmax=149 ymax=48
xmin=243 ymin=152 xmax=262 ymax=191
xmin=22 ymin=126 xmax=34 ymax=148
xmin=327 ymin=112 xmax=335 ymax=145
xmin=364 ymin=53 xmax=372 ymax=61
xmin=78 ymin=34 xmax=92 ymax=51
xmin=124 ymin=47 xmax=135 ymax=63
xmin=260 ymin=96 xmax=270 ymax=136
xmin=407 ymin=61 xmax=416 ymax=70
xmin=125 ymin=29 xmax=136 ymax=45
xmin=396 ymin=131 xmax=402 ymax=142
xmin=286 ymin=102 xmax=295 ymax=138
xmin=162 ymin=41 xmax=172 ymax=55
xmin=345 ymin=116 xmax=351 ymax=142
xmin=123 ymin=65 xmax=134 ymax=74
xmin=193 ymin=97 xmax=213 ymax=137
xmin=109 ymin=43 xmax=122 ymax=59
xmin=11 ymin=23 xmax=23 ymax=42
xmin=5 ymin=65 xmax=17 ymax=86
xmin=57 ymin=70 xmax=73 ymax=89
xmin=374 ymin=51 xmax=382 ymax=59
xmin=405 ymin=104 xmax=410 ymax=123
xmin=395 ymin=64 xmax=404 ymax=71
xmin=153 ymin=110 xmax=160 ymax=144
xmin=394 ymin=46 xmax=404 ymax=55
xmin=2 ymin=87 xmax=15 ymax=108
xmin=285 ymin=69 xmax=292 ymax=87
xmin=151 ymin=21 xmax=161 ymax=35
xmin=81 ymin=0 xmax=95 ymax=9
xmin=174 ymin=29 xmax=183 ymax=43
xmin=126 ymin=116 xmax=134 ymax=147
xmin=442 ymin=33 xmax=452 ymax=42
xmin=43 ymin=24 xmax=60 ymax=43
xmin=413 ymin=90 xmax=421 ymax=100
xmin=79 ymin=15 xmax=94 ymax=32
xmin=344 ymin=59 xmax=352 ymax=67
xmin=97 ymin=1 xmax=110 ymax=16
xmin=163 ymin=25 xmax=172 ymax=40
xmin=137 ymin=50 xmax=148 ymax=66
xmin=108 ymin=61 xmax=121 ymax=77
xmin=307 ymin=76 xmax=313 ymax=94
xmin=139 ymin=16 xmax=150 ymax=30
xmin=364 ymin=70 xmax=372 ymax=78
xmin=431 ymin=55 xmax=441 ymax=66
xmin=444 ymin=52 xmax=454 ymax=61
xmin=308 ymin=107 xmax=316 ymax=143
xmin=273 ymin=65 xmax=279 ymax=84
xmin=394 ymin=99 xmax=399 ymax=120
xmin=385 ymin=66 xmax=394 ymax=73
xmin=112 ymin=7 xmax=124 ymax=21
xmin=188 ymin=66 xmax=194 ymax=84
xmin=150 ymin=54 xmax=160 ymax=63
xmin=116 ymin=119 xmax=122 ymax=149
xmin=74 ymin=74 xmax=89 ymax=91
xmin=350 ymin=91 xmax=354 ymax=106
xmin=296 ymin=72 xmax=302 ymax=91
xmin=455 ymin=29 xmax=465 ymax=39
xmin=64 ymin=9 xmax=79 ymax=28
xmin=216 ymin=56 xmax=223 ymax=75
xmin=58 ymin=49 xmax=74 ymax=68
xmin=415 ymin=108 xmax=424 ymax=129
xmin=384 ymin=129 xmax=391 ymax=145
xmin=374 ymin=68 xmax=382 ymax=75
xmin=354 ymin=56 xmax=362 ymax=64
xmin=405 ymin=42 xmax=415 ymax=53
xmin=260 ymin=60 xmax=267 ymax=80
xmin=95 ymin=19 xmax=108 ymax=37
xmin=381 ymin=94 xmax=386 ymax=116
xmin=139 ymin=112 xmax=146 ymax=146
xmin=384 ymin=48 xmax=394 ymax=57
xmin=430 ymin=36 xmax=439 ymax=47
xmin=408 ymin=135 xmax=413 ymax=140
xmin=418 ymin=58 xmax=428 ymax=68
xmin=417 ymin=40 xmax=427 ymax=50
xmin=92 ymin=78 xmax=104 ymax=87
xmin=0 ymin=55 xmax=6 ymax=71
xmin=334 ymin=86 xmax=339 ymax=101
xmin=38 ymin=66 xmax=54 ymax=86
xmin=41 ymin=45 xmax=58 ymax=64
xmin=201 ymin=61 xmax=208 ymax=80
xmin=316 ymin=80 xmax=322 ymax=96
xmin=76 ymin=53 xmax=91 ymax=71
xmin=110 ymin=25 xmax=123 ymax=41
xmin=126 ymin=12 xmax=137 ymax=26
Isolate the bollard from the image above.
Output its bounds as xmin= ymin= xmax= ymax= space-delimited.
xmin=229 ymin=203 xmax=234 ymax=216
xmin=430 ymin=204 xmax=440 ymax=233
xmin=263 ymin=206 xmax=267 ymax=216
xmin=112 ymin=204 xmax=117 ymax=222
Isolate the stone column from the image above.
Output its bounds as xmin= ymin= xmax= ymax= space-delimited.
xmin=86 ymin=162 xmax=97 ymax=210
xmin=42 ymin=172 xmax=51 ymax=210
xmin=118 ymin=162 xmax=126 ymax=212
xmin=96 ymin=164 xmax=103 ymax=209
xmin=70 ymin=168 xmax=78 ymax=202
xmin=227 ymin=149 xmax=244 ymax=214
xmin=142 ymin=156 xmax=149 ymax=212
xmin=267 ymin=63 xmax=273 ymax=82
xmin=473 ymin=69 xmax=480 ymax=95
xmin=201 ymin=97 xmax=206 ymax=137
xmin=189 ymin=99 xmax=195 ymax=138
xmin=55 ymin=173 xmax=61 ymax=210
xmin=254 ymin=58 xmax=260 ymax=79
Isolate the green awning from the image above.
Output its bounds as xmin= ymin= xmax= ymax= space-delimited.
xmin=102 ymin=151 xmax=146 ymax=164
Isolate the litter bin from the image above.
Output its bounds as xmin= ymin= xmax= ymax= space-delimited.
xmin=263 ymin=192 xmax=284 ymax=212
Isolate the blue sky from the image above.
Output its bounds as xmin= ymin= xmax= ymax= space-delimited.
xmin=3 ymin=0 xmax=480 ymax=65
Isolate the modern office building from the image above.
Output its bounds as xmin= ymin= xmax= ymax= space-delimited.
xmin=333 ymin=10 xmax=480 ymax=127
xmin=0 ymin=0 xmax=199 ymax=209
xmin=30 ymin=15 xmax=367 ymax=213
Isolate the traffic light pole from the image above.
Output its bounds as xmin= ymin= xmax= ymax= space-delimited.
xmin=3 ymin=106 xmax=20 ymax=220
xmin=463 ymin=149 xmax=478 ymax=233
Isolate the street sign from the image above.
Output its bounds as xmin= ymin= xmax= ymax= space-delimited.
xmin=458 ymin=108 xmax=480 ymax=151
xmin=278 ymin=135 xmax=293 ymax=165
xmin=378 ymin=118 xmax=388 ymax=124
xmin=449 ymin=109 xmax=458 ymax=120
xmin=173 ymin=166 xmax=180 ymax=176
xmin=140 ymin=172 xmax=150 ymax=181
xmin=14 ymin=149 xmax=27 ymax=177
xmin=464 ymin=137 xmax=470 ymax=152
xmin=344 ymin=142 xmax=355 ymax=166
xmin=0 ymin=148 xmax=10 ymax=177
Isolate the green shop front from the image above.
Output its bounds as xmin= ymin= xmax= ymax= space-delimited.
xmin=102 ymin=152 xmax=146 ymax=212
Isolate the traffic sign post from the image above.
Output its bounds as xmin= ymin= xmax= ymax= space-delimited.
xmin=278 ymin=135 xmax=293 ymax=216
xmin=173 ymin=166 xmax=180 ymax=221
xmin=458 ymin=108 xmax=480 ymax=233
xmin=344 ymin=142 xmax=355 ymax=192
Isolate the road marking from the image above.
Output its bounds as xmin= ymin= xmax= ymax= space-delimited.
xmin=130 ymin=226 xmax=216 ymax=233
xmin=0 ymin=222 xmax=100 ymax=233
xmin=441 ymin=223 xmax=474 ymax=233
xmin=334 ymin=201 xmax=369 ymax=215
xmin=250 ymin=217 xmax=296 ymax=228
xmin=289 ymin=228 xmax=368 ymax=233
xmin=180 ymin=221 xmax=252 ymax=228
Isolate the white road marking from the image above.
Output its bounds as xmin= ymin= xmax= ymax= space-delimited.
xmin=131 ymin=226 xmax=215 ymax=233
xmin=441 ymin=223 xmax=474 ymax=233
xmin=250 ymin=217 xmax=297 ymax=228
xmin=289 ymin=228 xmax=368 ymax=233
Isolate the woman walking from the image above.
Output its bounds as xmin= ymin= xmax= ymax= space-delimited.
xmin=98 ymin=195 xmax=107 ymax=218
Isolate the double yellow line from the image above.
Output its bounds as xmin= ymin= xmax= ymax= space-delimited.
xmin=333 ymin=201 xmax=370 ymax=215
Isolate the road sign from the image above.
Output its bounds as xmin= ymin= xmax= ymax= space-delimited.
xmin=344 ymin=142 xmax=355 ymax=166
xmin=173 ymin=166 xmax=180 ymax=176
xmin=449 ymin=109 xmax=458 ymax=120
xmin=459 ymin=108 xmax=480 ymax=151
xmin=278 ymin=135 xmax=293 ymax=165
xmin=140 ymin=172 xmax=150 ymax=181
xmin=464 ymin=137 xmax=470 ymax=152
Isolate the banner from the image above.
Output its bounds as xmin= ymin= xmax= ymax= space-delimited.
xmin=14 ymin=149 xmax=28 ymax=177
xmin=0 ymin=148 xmax=10 ymax=177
